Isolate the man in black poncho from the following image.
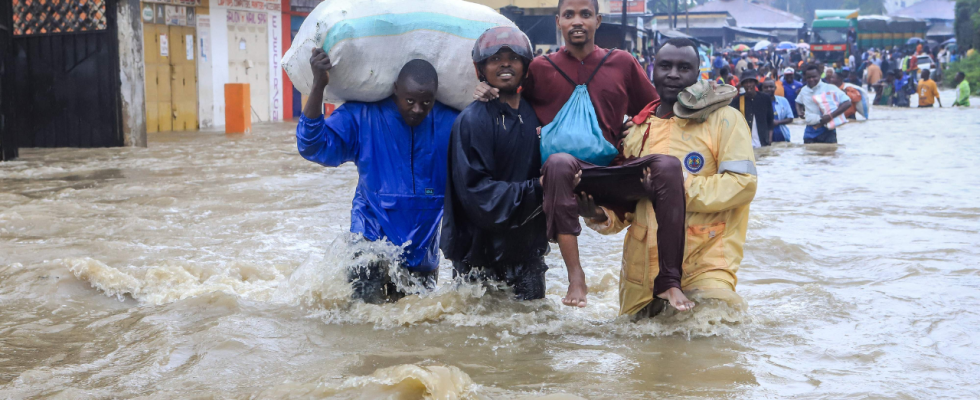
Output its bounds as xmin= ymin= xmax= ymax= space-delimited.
xmin=440 ymin=26 xmax=549 ymax=300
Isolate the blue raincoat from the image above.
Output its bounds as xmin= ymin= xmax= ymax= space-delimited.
xmin=297 ymin=97 xmax=459 ymax=272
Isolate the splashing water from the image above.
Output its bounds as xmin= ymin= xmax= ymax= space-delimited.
xmin=3 ymin=91 xmax=980 ymax=398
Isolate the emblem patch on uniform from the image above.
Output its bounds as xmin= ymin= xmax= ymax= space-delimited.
xmin=684 ymin=152 xmax=705 ymax=173
xmin=425 ymin=188 xmax=434 ymax=195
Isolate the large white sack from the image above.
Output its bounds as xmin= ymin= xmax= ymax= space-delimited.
xmin=282 ymin=0 xmax=517 ymax=111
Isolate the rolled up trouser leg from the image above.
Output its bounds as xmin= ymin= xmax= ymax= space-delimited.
xmin=541 ymin=153 xmax=587 ymax=241
xmin=575 ymin=154 xmax=686 ymax=294
xmin=640 ymin=156 xmax=686 ymax=296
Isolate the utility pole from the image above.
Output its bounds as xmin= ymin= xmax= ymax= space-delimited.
xmin=621 ymin=0 xmax=628 ymax=50
xmin=685 ymin=0 xmax=690 ymax=33
xmin=670 ymin=0 xmax=680 ymax=31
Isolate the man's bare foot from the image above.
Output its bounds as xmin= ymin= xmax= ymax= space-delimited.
xmin=562 ymin=279 xmax=588 ymax=308
xmin=656 ymin=287 xmax=695 ymax=311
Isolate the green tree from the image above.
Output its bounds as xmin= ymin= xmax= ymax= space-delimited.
xmin=954 ymin=0 xmax=980 ymax=51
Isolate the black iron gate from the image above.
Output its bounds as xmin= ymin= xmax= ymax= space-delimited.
xmin=5 ymin=0 xmax=122 ymax=150
xmin=0 ymin=0 xmax=16 ymax=160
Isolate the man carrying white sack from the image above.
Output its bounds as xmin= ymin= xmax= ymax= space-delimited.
xmin=296 ymin=49 xmax=459 ymax=304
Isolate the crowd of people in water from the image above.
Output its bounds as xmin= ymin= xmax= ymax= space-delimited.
xmin=293 ymin=0 xmax=971 ymax=321
xmin=700 ymin=43 xmax=971 ymax=146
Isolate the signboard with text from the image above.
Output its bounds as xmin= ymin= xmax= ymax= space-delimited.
xmin=608 ymin=0 xmax=646 ymax=14
xmin=142 ymin=0 xmax=201 ymax=6
xmin=215 ymin=0 xmax=281 ymax=11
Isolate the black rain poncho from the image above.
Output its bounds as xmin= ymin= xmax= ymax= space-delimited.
xmin=440 ymin=98 xmax=549 ymax=266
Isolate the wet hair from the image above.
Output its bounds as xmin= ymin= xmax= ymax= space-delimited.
xmin=656 ymin=38 xmax=700 ymax=61
xmin=397 ymin=59 xmax=438 ymax=89
xmin=558 ymin=0 xmax=599 ymax=12
xmin=803 ymin=62 xmax=821 ymax=75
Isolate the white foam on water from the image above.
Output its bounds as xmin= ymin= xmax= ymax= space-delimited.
xmin=62 ymin=231 xmax=750 ymax=339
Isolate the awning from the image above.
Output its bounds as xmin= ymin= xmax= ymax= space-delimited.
xmin=655 ymin=29 xmax=696 ymax=39
xmin=723 ymin=26 xmax=774 ymax=37
xmin=927 ymin=24 xmax=954 ymax=38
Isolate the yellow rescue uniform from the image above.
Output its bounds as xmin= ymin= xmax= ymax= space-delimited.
xmin=587 ymin=106 xmax=757 ymax=315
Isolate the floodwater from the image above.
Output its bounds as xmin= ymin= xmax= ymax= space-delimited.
xmin=1 ymin=91 xmax=979 ymax=399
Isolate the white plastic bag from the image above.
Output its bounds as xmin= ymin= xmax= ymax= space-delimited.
xmin=282 ymin=0 xmax=516 ymax=110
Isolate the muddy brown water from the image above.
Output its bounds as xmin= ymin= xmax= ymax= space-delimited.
xmin=1 ymin=93 xmax=979 ymax=399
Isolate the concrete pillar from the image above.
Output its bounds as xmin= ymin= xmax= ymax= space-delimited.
xmin=117 ymin=0 xmax=148 ymax=147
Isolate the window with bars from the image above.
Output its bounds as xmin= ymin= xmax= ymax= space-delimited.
xmin=12 ymin=0 xmax=107 ymax=36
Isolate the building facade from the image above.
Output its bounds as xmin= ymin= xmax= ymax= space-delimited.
xmin=139 ymin=0 xmax=285 ymax=132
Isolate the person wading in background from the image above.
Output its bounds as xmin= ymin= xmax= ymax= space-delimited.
xmin=762 ymin=79 xmax=794 ymax=143
xmin=864 ymin=60 xmax=882 ymax=92
xmin=796 ymin=63 xmax=852 ymax=144
xmin=917 ymin=69 xmax=941 ymax=108
xmin=296 ymin=49 xmax=459 ymax=304
xmin=731 ymin=69 xmax=774 ymax=147
xmin=952 ymin=72 xmax=971 ymax=107
xmin=441 ymin=27 xmax=550 ymax=301
xmin=775 ymin=67 xmax=804 ymax=118
xmin=473 ymin=0 xmax=693 ymax=311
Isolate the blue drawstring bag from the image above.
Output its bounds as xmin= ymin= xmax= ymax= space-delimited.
xmin=539 ymin=51 xmax=618 ymax=166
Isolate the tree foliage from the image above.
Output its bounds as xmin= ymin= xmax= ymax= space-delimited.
xmin=945 ymin=52 xmax=980 ymax=92
xmin=955 ymin=0 xmax=980 ymax=52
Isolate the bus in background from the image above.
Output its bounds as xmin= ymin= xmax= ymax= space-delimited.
xmin=856 ymin=16 xmax=927 ymax=52
xmin=809 ymin=10 xmax=858 ymax=65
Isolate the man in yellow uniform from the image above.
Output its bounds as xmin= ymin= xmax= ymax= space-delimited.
xmin=579 ymin=39 xmax=757 ymax=317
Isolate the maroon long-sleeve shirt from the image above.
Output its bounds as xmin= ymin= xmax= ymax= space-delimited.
xmin=522 ymin=46 xmax=659 ymax=147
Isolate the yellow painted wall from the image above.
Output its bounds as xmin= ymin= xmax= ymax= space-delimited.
xmin=143 ymin=23 xmax=199 ymax=132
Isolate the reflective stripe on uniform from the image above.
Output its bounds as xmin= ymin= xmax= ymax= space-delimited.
xmin=718 ymin=160 xmax=757 ymax=176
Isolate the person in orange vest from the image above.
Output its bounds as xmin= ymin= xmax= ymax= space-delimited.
xmin=916 ymin=69 xmax=942 ymax=108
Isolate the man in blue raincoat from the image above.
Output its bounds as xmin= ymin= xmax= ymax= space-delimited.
xmin=297 ymin=49 xmax=459 ymax=304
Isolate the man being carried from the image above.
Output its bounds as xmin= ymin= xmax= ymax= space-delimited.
xmin=474 ymin=0 xmax=692 ymax=311
xmin=796 ymin=63 xmax=852 ymax=144
xmin=952 ymin=72 xmax=971 ymax=107
xmin=916 ymin=69 xmax=942 ymax=108
xmin=441 ymin=27 xmax=549 ymax=300
xmin=297 ymin=49 xmax=459 ymax=303
xmin=582 ymin=40 xmax=757 ymax=317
